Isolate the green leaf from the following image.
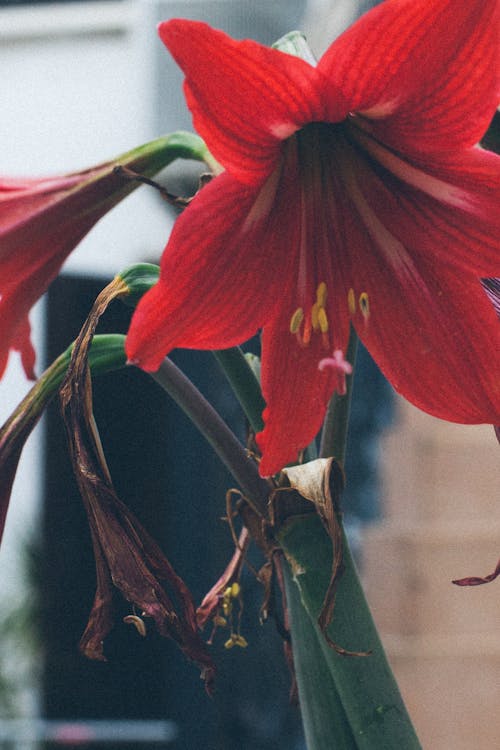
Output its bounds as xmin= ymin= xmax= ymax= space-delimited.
xmin=283 ymin=563 xmax=358 ymax=749
xmin=213 ymin=348 xmax=265 ymax=433
xmin=279 ymin=515 xmax=422 ymax=750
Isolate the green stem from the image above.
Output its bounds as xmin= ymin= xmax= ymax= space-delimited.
xmin=151 ymin=358 xmax=269 ymax=514
xmin=7 ymin=334 xmax=127 ymax=422
xmin=213 ymin=348 xmax=265 ymax=433
xmin=283 ymin=563 xmax=358 ymax=750
xmin=279 ymin=516 xmax=421 ymax=749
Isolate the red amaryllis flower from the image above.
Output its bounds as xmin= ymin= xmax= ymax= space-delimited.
xmin=0 ymin=135 xmax=203 ymax=380
xmin=127 ymin=0 xmax=500 ymax=476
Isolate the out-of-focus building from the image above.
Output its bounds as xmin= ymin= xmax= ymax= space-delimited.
xmin=364 ymin=399 xmax=500 ymax=750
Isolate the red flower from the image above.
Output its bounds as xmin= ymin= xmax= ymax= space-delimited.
xmin=0 ymin=137 xmax=191 ymax=380
xmin=126 ymin=0 xmax=500 ymax=476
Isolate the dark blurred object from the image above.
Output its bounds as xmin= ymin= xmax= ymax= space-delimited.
xmin=343 ymin=343 xmax=394 ymax=524
xmin=482 ymin=110 xmax=500 ymax=154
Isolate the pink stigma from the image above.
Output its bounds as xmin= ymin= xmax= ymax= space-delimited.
xmin=318 ymin=349 xmax=353 ymax=396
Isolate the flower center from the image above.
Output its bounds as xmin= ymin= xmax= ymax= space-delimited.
xmin=282 ymin=122 xmax=344 ymax=350
xmin=280 ymin=121 xmax=372 ymax=354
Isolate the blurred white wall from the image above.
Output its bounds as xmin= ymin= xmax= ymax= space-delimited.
xmin=0 ymin=2 xmax=173 ymax=624
xmin=301 ymin=0 xmax=366 ymax=54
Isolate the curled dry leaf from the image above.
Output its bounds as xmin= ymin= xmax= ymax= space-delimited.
xmin=282 ymin=458 xmax=368 ymax=656
xmin=59 ymin=276 xmax=216 ymax=693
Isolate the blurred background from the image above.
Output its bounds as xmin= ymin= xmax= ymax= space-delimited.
xmin=1 ymin=1 xmax=499 ymax=749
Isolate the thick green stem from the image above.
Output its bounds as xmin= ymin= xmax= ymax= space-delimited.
xmin=283 ymin=563 xmax=358 ymax=750
xmin=279 ymin=516 xmax=421 ymax=749
xmin=213 ymin=348 xmax=265 ymax=433
xmin=151 ymin=358 xmax=269 ymax=514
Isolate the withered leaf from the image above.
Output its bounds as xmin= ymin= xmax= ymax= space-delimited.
xmin=282 ymin=458 xmax=367 ymax=656
xmin=59 ymin=277 xmax=216 ymax=692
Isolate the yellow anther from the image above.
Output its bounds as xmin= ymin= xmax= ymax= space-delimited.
xmin=347 ymin=288 xmax=356 ymax=316
xmin=316 ymin=281 xmax=327 ymax=307
xmin=230 ymin=582 xmax=240 ymax=598
xmin=224 ymin=633 xmax=248 ymax=650
xmin=213 ymin=615 xmax=227 ymax=628
xmin=317 ymin=307 xmax=329 ymax=333
xmin=311 ymin=302 xmax=320 ymax=331
xmin=359 ymin=292 xmax=370 ymax=319
xmin=289 ymin=307 xmax=304 ymax=334
xmin=233 ymin=634 xmax=248 ymax=648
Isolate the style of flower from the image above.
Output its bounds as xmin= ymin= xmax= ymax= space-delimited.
xmin=0 ymin=136 xmax=191 ymax=380
xmin=126 ymin=0 xmax=500 ymax=476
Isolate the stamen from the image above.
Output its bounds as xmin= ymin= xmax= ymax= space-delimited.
xmin=317 ymin=308 xmax=329 ymax=333
xmin=224 ymin=633 xmax=248 ymax=649
xmin=290 ymin=283 xmax=330 ymax=347
xmin=230 ymin=582 xmax=240 ymax=598
xmin=359 ymin=292 xmax=370 ymax=320
xmin=318 ymin=349 xmax=353 ymax=396
xmin=289 ymin=307 xmax=304 ymax=334
xmin=302 ymin=316 xmax=312 ymax=345
xmin=347 ymin=288 xmax=356 ymax=316
xmin=311 ymin=302 xmax=320 ymax=331
xmin=316 ymin=281 xmax=327 ymax=307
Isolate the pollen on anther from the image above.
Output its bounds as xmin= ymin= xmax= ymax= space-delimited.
xmin=359 ymin=292 xmax=370 ymax=319
xmin=230 ymin=582 xmax=240 ymax=598
xmin=316 ymin=282 xmax=327 ymax=307
xmin=311 ymin=302 xmax=320 ymax=330
xmin=289 ymin=307 xmax=304 ymax=334
xmin=347 ymin=288 xmax=356 ymax=316
xmin=317 ymin=307 xmax=329 ymax=333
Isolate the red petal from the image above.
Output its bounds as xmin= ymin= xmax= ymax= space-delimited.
xmin=319 ymin=0 xmax=500 ymax=155
xmin=0 ymin=232 xmax=84 ymax=379
xmin=13 ymin=317 xmax=36 ymax=381
xmin=257 ymin=305 xmax=350 ymax=477
xmin=346 ymin=126 xmax=500 ymax=277
xmin=452 ymin=558 xmax=500 ymax=586
xmin=483 ymin=279 xmax=500 ymax=318
xmin=158 ymin=20 xmax=339 ymax=184
xmin=126 ymin=171 xmax=289 ymax=370
xmin=333 ymin=130 xmax=500 ymax=423
xmin=345 ymin=226 xmax=500 ymax=425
